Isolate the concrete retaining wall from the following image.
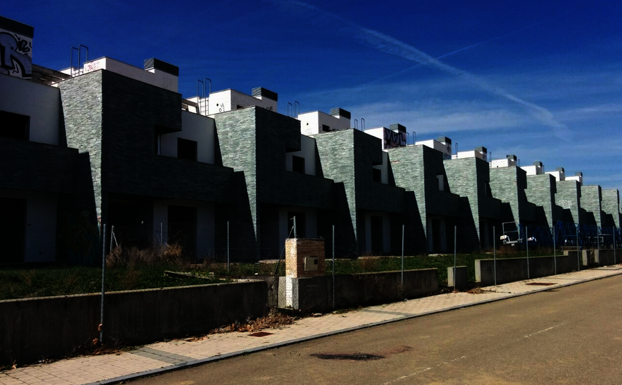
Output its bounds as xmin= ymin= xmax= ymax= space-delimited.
xmin=475 ymin=255 xmax=577 ymax=286
xmin=0 ymin=281 xmax=267 ymax=365
xmin=279 ymin=269 xmax=438 ymax=313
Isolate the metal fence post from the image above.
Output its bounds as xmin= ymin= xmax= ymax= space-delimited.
xmin=100 ymin=223 xmax=106 ymax=345
xmin=577 ymin=226 xmax=580 ymax=271
xmin=453 ymin=226 xmax=457 ymax=289
xmin=293 ymin=216 xmax=297 ymax=238
xmin=614 ymin=226 xmax=617 ymax=265
xmin=401 ymin=224 xmax=404 ymax=296
xmin=493 ymin=226 xmax=496 ymax=286
xmin=227 ymin=221 xmax=230 ymax=273
xmin=332 ymin=224 xmax=335 ymax=309
xmin=552 ymin=226 xmax=557 ymax=274
xmin=526 ymin=226 xmax=530 ymax=279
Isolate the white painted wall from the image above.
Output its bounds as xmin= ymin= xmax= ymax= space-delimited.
xmin=566 ymin=174 xmax=583 ymax=184
xmin=152 ymin=199 xmax=215 ymax=258
xmin=452 ymin=150 xmax=486 ymax=160
xmin=521 ymin=164 xmax=544 ymax=175
xmin=0 ymin=74 xmax=60 ymax=145
xmin=364 ymin=212 xmax=391 ymax=254
xmin=286 ymin=135 xmax=317 ymax=175
xmin=278 ymin=207 xmax=317 ymax=245
xmin=415 ymin=139 xmax=451 ymax=159
xmin=546 ymin=169 xmax=566 ymax=181
xmin=490 ymin=158 xmax=517 ymax=168
xmin=205 ymin=89 xmax=277 ymax=116
xmin=159 ymin=111 xmax=215 ymax=164
xmin=298 ymin=111 xmax=350 ymax=136
xmin=70 ymin=57 xmax=178 ymax=92
xmin=0 ymin=189 xmax=57 ymax=263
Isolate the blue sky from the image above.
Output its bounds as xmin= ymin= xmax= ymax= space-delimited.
xmin=5 ymin=0 xmax=622 ymax=190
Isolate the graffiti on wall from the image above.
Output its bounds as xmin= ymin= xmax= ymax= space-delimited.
xmin=383 ymin=127 xmax=407 ymax=149
xmin=0 ymin=30 xmax=32 ymax=79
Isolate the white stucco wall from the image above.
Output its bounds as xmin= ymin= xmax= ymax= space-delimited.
xmin=152 ymin=199 xmax=215 ymax=258
xmin=206 ymin=89 xmax=277 ymax=116
xmin=546 ymin=170 xmax=566 ymax=181
xmin=416 ymin=139 xmax=452 ymax=159
xmin=0 ymin=189 xmax=57 ymax=263
xmin=521 ymin=164 xmax=544 ymax=175
xmin=76 ymin=57 xmax=178 ymax=92
xmin=159 ymin=111 xmax=215 ymax=164
xmin=0 ymin=74 xmax=60 ymax=145
xmin=490 ymin=158 xmax=517 ymax=168
xmin=298 ymin=111 xmax=350 ymax=136
xmin=286 ymin=135 xmax=317 ymax=176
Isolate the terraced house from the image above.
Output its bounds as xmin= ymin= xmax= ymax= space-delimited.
xmin=1 ymin=15 xmax=620 ymax=265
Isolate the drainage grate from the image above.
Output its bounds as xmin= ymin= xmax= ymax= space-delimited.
xmin=311 ymin=353 xmax=384 ymax=361
xmin=526 ymin=282 xmax=555 ymax=286
xmin=249 ymin=332 xmax=273 ymax=337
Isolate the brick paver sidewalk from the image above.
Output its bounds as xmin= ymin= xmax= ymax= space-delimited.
xmin=2 ymin=267 xmax=621 ymax=385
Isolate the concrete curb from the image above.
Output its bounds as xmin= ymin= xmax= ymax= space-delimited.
xmin=91 ymin=268 xmax=622 ymax=385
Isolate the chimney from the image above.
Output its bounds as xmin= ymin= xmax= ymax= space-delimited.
xmin=390 ymin=123 xmax=406 ymax=133
xmin=330 ymin=107 xmax=351 ymax=120
xmin=0 ymin=16 xmax=34 ymax=80
xmin=144 ymin=58 xmax=179 ymax=76
xmin=533 ymin=161 xmax=544 ymax=174
xmin=252 ymin=87 xmax=278 ymax=101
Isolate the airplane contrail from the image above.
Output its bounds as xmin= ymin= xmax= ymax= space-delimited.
xmin=269 ymin=0 xmax=571 ymax=139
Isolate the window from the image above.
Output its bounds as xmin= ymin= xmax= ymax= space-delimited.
xmin=373 ymin=168 xmax=382 ymax=182
xmin=322 ymin=124 xmax=331 ymax=132
xmin=154 ymin=133 xmax=161 ymax=155
xmin=292 ymin=156 xmax=305 ymax=174
xmin=177 ymin=138 xmax=197 ymax=161
xmin=0 ymin=111 xmax=30 ymax=140
xmin=436 ymin=174 xmax=445 ymax=191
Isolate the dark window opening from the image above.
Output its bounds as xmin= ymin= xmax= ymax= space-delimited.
xmin=289 ymin=212 xmax=306 ymax=238
xmin=373 ymin=168 xmax=382 ymax=182
xmin=177 ymin=138 xmax=197 ymax=161
xmin=0 ymin=111 xmax=30 ymax=140
xmin=237 ymin=105 xmax=244 ymax=109
xmin=436 ymin=174 xmax=445 ymax=191
xmin=322 ymin=124 xmax=331 ymax=132
xmin=292 ymin=156 xmax=305 ymax=174
xmin=371 ymin=215 xmax=383 ymax=254
xmin=154 ymin=133 xmax=161 ymax=154
xmin=0 ymin=197 xmax=26 ymax=264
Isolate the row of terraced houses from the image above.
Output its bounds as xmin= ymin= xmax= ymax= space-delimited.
xmin=1 ymin=16 xmax=620 ymax=265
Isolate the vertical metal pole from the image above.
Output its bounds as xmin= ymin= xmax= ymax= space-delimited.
xmin=493 ymin=226 xmax=497 ymax=286
xmin=552 ymin=226 xmax=557 ymax=274
xmin=614 ymin=226 xmax=617 ymax=265
xmin=332 ymin=225 xmax=335 ymax=309
xmin=293 ymin=216 xmax=297 ymax=238
xmin=100 ymin=224 xmax=106 ymax=345
xmin=401 ymin=224 xmax=405 ymax=294
xmin=526 ymin=226 xmax=530 ymax=279
xmin=227 ymin=221 xmax=230 ymax=273
xmin=577 ymin=226 xmax=580 ymax=271
xmin=453 ymin=226 xmax=457 ymax=289
xmin=597 ymin=227 xmax=600 ymax=251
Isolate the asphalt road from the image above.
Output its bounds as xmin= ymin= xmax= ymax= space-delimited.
xmin=131 ymin=275 xmax=622 ymax=385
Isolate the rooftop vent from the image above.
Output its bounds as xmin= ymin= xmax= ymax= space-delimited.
xmin=556 ymin=167 xmax=565 ymax=172
xmin=330 ymin=107 xmax=351 ymax=120
xmin=143 ymin=58 xmax=179 ymax=76
xmin=390 ymin=123 xmax=406 ymax=133
xmin=506 ymin=155 xmax=517 ymax=161
xmin=252 ymin=87 xmax=278 ymax=101
xmin=437 ymin=136 xmax=452 ymax=145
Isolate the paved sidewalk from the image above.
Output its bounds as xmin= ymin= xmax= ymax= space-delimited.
xmin=2 ymin=266 xmax=621 ymax=385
